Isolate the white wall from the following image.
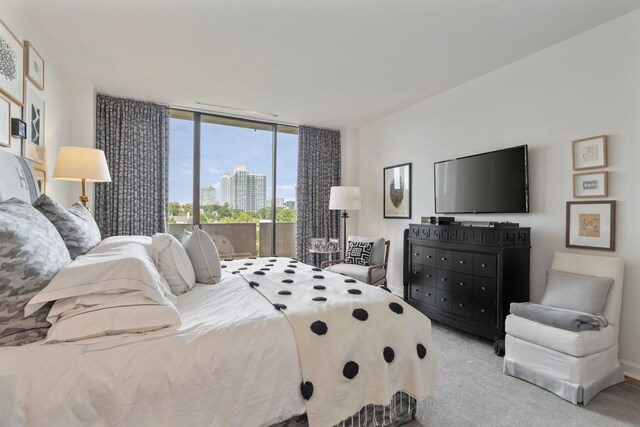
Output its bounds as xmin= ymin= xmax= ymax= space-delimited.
xmin=0 ymin=3 xmax=73 ymax=204
xmin=352 ymin=11 xmax=640 ymax=378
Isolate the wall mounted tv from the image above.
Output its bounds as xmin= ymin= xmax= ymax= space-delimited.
xmin=434 ymin=145 xmax=529 ymax=214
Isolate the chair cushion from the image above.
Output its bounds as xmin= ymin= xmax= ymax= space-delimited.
xmin=505 ymin=314 xmax=617 ymax=357
xmin=540 ymin=269 xmax=613 ymax=315
xmin=326 ymin=262 xmax=385 ymax=284
xmin=348 ymin=236 xmax=386 ymax=265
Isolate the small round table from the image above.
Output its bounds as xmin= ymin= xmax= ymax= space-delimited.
xmin=308 ymin=249 xmax=342 ymax=268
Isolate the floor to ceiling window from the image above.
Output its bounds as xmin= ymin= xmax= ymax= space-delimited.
xmin=168 ymin=109 xmax=298 ymax=257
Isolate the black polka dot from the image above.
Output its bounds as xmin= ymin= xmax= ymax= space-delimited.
xmin=238 ymin=267 xmax=248 ymax=270
xmin=249 ymin=281 xmax=260 ymax=288
xmin=269 ymin=259 xmax=278 ymax=262
xmin=312 ymin=297 xmax=327 ymax=302
xmin=345 ymin=279 xmax=357 ymax=283
xmin=417 ymin=344 xmax=427 ymax=359
xmin=285 ymin=269 xmax=296 ymax=274
xmin=265 ymin=264 xmax=274 ymax=267
xmin=244 ymin=262 xmax=253 ymax=266
xmin=300 ymin=381 xmax=314 ymax=400
xmin=312 ymin=268 xmax=322 ymax=272
xmin=254 ymin=271 xmax=266 ymax=275
xmin=290 ymin=259 xmax=299 ymax=263
xmin=220 ymin=265 xmax=227 ymax=269
xmin=380 ymin=285 xmax=391 ymax=293
xmin=282 ymin=279 xmax=294 ymax=284
xmin=389 ymin=302 xmax=404 ymax=314
xmin=273 ymin=303 xmax=287 ymax=311
xmin=232 ymin=271 xmax=240 ymax=274
xmin=287 ymin=264 xmax=297 ymax=268
xmin=383 ymin=347 xmax=395 ymax=363
xmin=249 ymin=256 xmax=257 ymax=259
xmin=260 ymin=267 xmax=270 ymax=271
xmin=224 ymin=258 xmax=233 ymax=262
xmin=310 ymin=320 xmax=328 ymax=335
xmin=352 ymin=308 xmax=369 ymax=321
xmin=343 ymin=361 xmax=359 ymax=379
xmin=348 ymin=289 xmax=362 ymax=295
xmin=313 ymin=275 xmax=325 ymax=279
xmin=278 ymin=290 xmax=292 ymax=295
xmin=313 ymin=285 xmax=326 ymax=290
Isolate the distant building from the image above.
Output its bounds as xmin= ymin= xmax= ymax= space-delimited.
xmin=267 ymin=197 xmax=285 ymax=208
xmin=285 ymin=200 xmax=296 ymax=210
xmin=225 ymin=165 xmax=266 ymax=212
xmin=220 ymin=173 xmax=231 ymax=205
xmin=200 ymin=185 xmax=216 ymax=206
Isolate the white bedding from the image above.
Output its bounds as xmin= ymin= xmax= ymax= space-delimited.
xmin=0 ymin=274 xmax=305 ymax=427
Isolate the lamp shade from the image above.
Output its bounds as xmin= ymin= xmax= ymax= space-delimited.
xmin=53 ymin=147 xmax=112 ymax=182
xmin=329 ymin=186 xmax=361 ymax=210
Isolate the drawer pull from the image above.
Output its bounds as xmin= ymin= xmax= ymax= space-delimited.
xmin=414 ymin=288 xmax=419 ymax=292
xmin=414 ymin=271 xmax=420 ymax=275
xmin=481 ymin=286 xmax=486 ymax=291
xmin=480 ymin=309 xmax=486 ymax=313
xmin=441 ymin=297 xmax=447 ymax=302
xmin=414 ymin=253 xmax=420 ymax=256
xmin=427 ymin=293 xmax=432 ymax=296
xmin=425 ymin=274 xmax=432 ymax=278
xmin=426 ymin=255 xmax=432 ymax=258
xmin=459 ymin=260 xmax=466 ymax=264
xmin=481 ymin=263 xmax=487 ymax=268
xmin=459 ymin=303 xmax=464 ymax=308
xmin=441 ymin=257 xmax=447 ymax=261
xmin=441 ymin=278 xmax=447 ymax=282
xmin=459 ymin=282 xmax=465 ymax=286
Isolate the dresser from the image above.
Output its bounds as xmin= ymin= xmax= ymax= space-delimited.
xmin=403 ymin=224 xmax=530 ymax=355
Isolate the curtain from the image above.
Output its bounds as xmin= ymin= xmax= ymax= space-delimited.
xmin=296 ymin=125 xmax=341 ymax=264
xmin=94 ymin=94 xmax=169 ymax=237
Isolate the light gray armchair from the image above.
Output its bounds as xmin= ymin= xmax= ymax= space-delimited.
xmin=321 ymin=236 xmax=390 ymax=286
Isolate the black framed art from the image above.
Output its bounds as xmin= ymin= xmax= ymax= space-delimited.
xmin=566 ymin=201 xmax=616 ymax=251
xmin=383 ymin=162 xmax=412 ymax=219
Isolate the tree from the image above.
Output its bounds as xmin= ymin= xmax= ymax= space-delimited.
xmin=276 ymin=209 xmax=296 ymax=223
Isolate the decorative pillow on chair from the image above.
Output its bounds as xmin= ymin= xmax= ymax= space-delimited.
xmin=181 ymin=226 xmax=222 ymax=284
xmin=33 ymin=194 xmax=101 ymax=259
xmin=345 ymin=241 xmax=374 ymax=266
xmin=540 ymin=269 xmax=613 ymax=315
xmin=0 ymin=198 xmax=71 ymax=346
xmin=152 ymin=233 xmax=196 ymax=295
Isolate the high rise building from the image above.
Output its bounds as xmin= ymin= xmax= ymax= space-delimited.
xmin=219 ymin=173 xmax=231 ymax=205
xmin=225 ymin=165 xmax=266 ymax=212
xmin=200 ymin=185 xmax=216 ymax=206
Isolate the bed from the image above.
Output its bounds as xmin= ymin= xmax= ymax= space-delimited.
xmin=0 ymin=150 xmax=436 ymax=426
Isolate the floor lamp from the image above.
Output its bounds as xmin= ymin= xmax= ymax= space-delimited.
xmin=329 ymin=186 xmax=361 ymax=256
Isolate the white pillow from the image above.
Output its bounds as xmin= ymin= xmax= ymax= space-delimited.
xmin=45 ymin=291 xmax=181 ymax=343
xmin=26 ymin=239 xmax=174 ymax=317
xmin=152 ymin=233 xmax=196 ymax=296
xmin=182 ymin=226 xmax=222 ymax=284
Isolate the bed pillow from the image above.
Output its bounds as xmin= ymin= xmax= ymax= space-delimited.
xmin=182 ymin=226 xmax=222 ymax=284
xmin=33 ymin=194 xmax=101 ymax=259
xmin=152 ymin=233 xmax=196 ymax=295
xmin=540 ymin=269 xmax=613 ymax=315
xmin=345 ymin=241 xmax=374 ymax=266
xmin=25 ymin=239 xmax=174 ymax=317
xmin=0 ymin=198 xmax=71 ymax=346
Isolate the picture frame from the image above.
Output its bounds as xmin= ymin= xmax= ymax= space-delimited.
xmin=566 ymin=201 xmax=615 ymax=251
xmin=25 ymin=41 xmax=45 ymax=90
xmin=23 ymin=80 xmax=45 ymax=164
xmin=383 ymin=162 xmax=412 ymax=219
xmin=0 ymin=92 xmax=10 ymax=147
xmin=34 ymin=167 xmax=46 ymax=195
xmin=572 ymin=135 xmax=607 ymax=171
xmin=573 ymin=171 xmax=608 ymax=198
xmin=0 ymin=18 xmax=24 ymax=106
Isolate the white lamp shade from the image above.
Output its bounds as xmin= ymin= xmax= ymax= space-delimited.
xmin=53 ymin=147 xmax=112 ymax=182
xmin=329 ymin=186 xmax=361 ymax=210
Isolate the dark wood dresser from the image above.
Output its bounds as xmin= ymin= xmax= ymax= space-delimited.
xmin=403 ymin=224 xmax=530 ymax=355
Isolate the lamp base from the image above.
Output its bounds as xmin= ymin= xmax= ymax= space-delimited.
xmin=341 ymin=210 xmax=349 ymax=256
xmin=79 ymin=178 xmax=89 ymax=210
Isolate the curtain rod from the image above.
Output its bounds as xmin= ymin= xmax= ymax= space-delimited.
xmin=169 ymin=103 xmax=299 ymax=128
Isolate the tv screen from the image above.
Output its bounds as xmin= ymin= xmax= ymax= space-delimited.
xmin=434 ymin=145 xmax=529 ymax=214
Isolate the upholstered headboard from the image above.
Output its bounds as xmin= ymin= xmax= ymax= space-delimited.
xmin=0 ymin=149 xmax=40 ymax=203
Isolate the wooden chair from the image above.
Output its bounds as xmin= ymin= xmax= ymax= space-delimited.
xmin=321 ymin=238 xmax=390 ymax=286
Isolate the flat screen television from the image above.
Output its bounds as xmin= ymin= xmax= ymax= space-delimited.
xmin=434 ymin=145 xmax=529 ymax=214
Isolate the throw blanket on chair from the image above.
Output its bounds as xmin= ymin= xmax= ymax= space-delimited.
xmin=222 ymin=257 xmax=436 ymax=427
xmin=510 ymin=302 xmax=608 ymax=332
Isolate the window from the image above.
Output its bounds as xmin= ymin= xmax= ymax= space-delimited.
xmin=168 ymin=110 xmax=298 ymax=257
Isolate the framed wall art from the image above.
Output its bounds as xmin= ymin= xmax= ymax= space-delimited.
xmin=34 ymin=166 xmax=46 ymax=194
xmin=566 ymin=201 xmax=615 ymax=251
xmin=572 ymin=135 xmax=607 ymax=171
xmin=0 ymin=18 xmax=24 ymax=106
xmin=573 ymin=171 xmax=608 ymax=198
xmin=383 ymin=162 xmax=412 ymax=219
xmin=23 ymin=80 xmax=45 ymax=164
xmin=25 ymin=41 xmax=45 ymax=90
xmin=0 ymin=92 xmax=10 ymax=147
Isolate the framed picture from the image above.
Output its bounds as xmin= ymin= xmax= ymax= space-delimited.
xmin=384 ymin=162 xmax=412 ymax=219
xmin=0 ymin=18 xmax=24 ymax=106
xmin=23 ymin=80 xmax=45 ymax=164
xmin=572 ymin=135 xmax=607 ymax=171
xmin=25 ymin=41 xmax=45 ymax=90
xmin=573 ymin=171 xmax=608 ymax=198
xmin=34 ymin=167 xmax=46 ymax=194
xmin=566 ymin=201 xmax=615 ymax=251
xmin=0 ymin=92 xmax=10 ymax=147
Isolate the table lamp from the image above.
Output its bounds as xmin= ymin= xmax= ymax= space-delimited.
xmin=53 ymin=146 xmax=111 ymax=208
xmin=329 ymin=186 xmax=361 ymax=255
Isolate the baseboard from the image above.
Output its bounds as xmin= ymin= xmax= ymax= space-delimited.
xmin=621 ymin=359 xmax=640 ymax=380
xmin=626 ymin=376 xmax=640 ymax=389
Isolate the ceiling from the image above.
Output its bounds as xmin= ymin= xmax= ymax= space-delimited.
xmin=6 ymin=0 xmax=640 ymax=128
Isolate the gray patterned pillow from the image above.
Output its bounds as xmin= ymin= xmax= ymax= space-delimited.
xmin=0 ymin=198 xmax=71 ymax=346
xmin=33 ymin=194 xmax=101 ymax=259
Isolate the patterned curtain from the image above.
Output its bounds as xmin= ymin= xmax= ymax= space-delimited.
xmin=94 ymin=94 xmax=169 ymax=237
xmin=296 ymin=126 xmax=341 ymax=264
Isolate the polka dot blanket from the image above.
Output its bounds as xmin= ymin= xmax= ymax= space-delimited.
xmin=220 ymin=257 xmax=437 ymax=427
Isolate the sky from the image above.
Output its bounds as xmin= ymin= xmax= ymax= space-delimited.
xmin=169 ymin=117 xmax=298 ymax=204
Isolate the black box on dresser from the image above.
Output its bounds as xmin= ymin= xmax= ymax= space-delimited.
xmin=403 ymin=224 xmax=530 ymax=355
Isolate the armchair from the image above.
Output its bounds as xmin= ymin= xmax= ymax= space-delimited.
xmin=321 ymin=237 xmax=390 ymax=286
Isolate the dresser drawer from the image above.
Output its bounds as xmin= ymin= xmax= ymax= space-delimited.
xmin=423 ymin=247 xmax=437 ymax=267
xmin=437 ymin=249 xmax=453 ymax=270
xmin=409 ymin=284 xmax=423 ymax=302
xmin=409 ymin=264 xmax=423 ymax=285
xmin=411 ymin=246 xmax=425 ymax=265
xmin=472 ymin=301 xmax=496 ymax=325
xmin=473 ymin=253 xmax=497 ymax=278
xmin=436 ymin=289 xmax=453 ymax=312
xmin=422 ymin=266 xmax=437 ymax=287
xmin=453 ymin=272 xmax=473 ymax=296
xmin=423 ymin=286 xmax=437 ymax=307
xmin=453 ymin=251 xmax=473 ymax=274
xmin=436 ymin=269 xmax=453 ymax=291
xmin=452 ymin=293 xmax=473 ymax=318
xmin=473 ymin=276 xmax=497 ymax=300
